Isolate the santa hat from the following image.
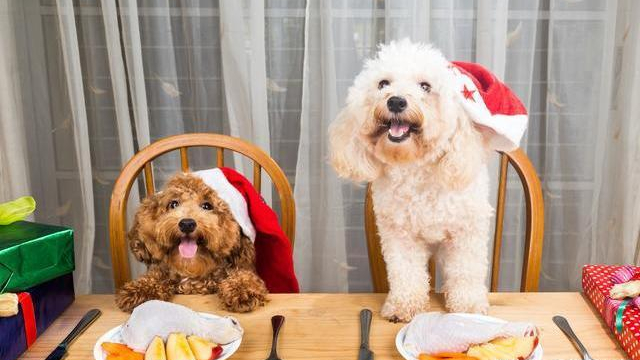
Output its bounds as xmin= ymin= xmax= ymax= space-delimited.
xmin=192 ymin=167 xmax=299 ymax=293
xmin=450 ymin=61 xmax=528 ymax=151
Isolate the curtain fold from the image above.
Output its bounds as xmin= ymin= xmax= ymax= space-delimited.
xmin=100 ymin=0 xmax=147 ymax=280
xmin=119 ymin=0 xmax=151 ymax=148
xmin=54 ymin=0 xmax=96 ymax=294
xmin=0 ymin=0 xmax=31 ymax=203
xmin=1 ymin=0 xmax=638 ymax=293
xmin=218 ymin=0 xmax=272 ymax=203
xmin=293 ymin=0 xmax=349 ymax=292
xmin=591 ymin=1 xmax=640 ymax=267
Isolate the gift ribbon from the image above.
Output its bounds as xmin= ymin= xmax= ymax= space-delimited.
xmin=609 ymin=266 xmax=640 ymax=334
xmin=615 ymin=299 xmax=631 ymax=334
xmin=17 ymin=292 xmax=37 ymax=347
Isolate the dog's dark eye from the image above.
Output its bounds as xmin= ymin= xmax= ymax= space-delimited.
xmin=420 ymin=82 xmax=431 ymax=92
xmin=167 ymin=200 xmax=179 ymax=210
xmin=378 ymin=79 xmax=390 ymax=89
xmin=201 ymin=202 xmax=213 ymax=211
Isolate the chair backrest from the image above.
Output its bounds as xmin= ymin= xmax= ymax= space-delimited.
xmin=109 ymin=133 xmax=295 ymax=290
xmin=364 ymin=148 xmax=544 ymax=293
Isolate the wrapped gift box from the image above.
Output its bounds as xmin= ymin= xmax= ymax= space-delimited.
xmin=583 ymin=264 xmax=640 ymax=360
xmin=0 ymin=221 xmax=75 ymax=360
xmin=0 ymin=273 xmax=75 ymax=360
xmin=0 ymin=221 xmax=75 ymax=292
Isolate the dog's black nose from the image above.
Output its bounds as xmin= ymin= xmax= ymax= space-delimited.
xmin=178 ymin=218 xmax=197 ymax=233
xmin=387 ymin=96 xmax=407 ymax=113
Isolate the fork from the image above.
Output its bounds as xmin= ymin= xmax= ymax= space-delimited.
xmin=553 ymin=315 xmax=595 ymax=360
xmin=265 ymin=315 xmax=285 ymax=360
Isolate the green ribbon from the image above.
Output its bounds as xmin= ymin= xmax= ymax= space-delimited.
xmin=615 ymin=299 xmax=631 ymax=334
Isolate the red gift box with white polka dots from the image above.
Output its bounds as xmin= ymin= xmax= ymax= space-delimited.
xmin=582 ymin=264 xmax=640 ymax=359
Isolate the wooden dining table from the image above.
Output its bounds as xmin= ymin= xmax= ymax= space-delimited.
xmin=20 ymin=293 xmax=626 ymax=360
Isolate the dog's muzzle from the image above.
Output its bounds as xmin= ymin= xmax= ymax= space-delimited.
xmin=377 ymin=119 xmax=420 ymax=143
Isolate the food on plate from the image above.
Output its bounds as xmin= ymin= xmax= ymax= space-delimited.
xmin=167 ymin=333 xmax=196 ymax=360
xmin=102 ymin=323 xmax=227 ymax=360
xmin=418 ymin=352 xmax=477 ymax=359
xmin=139 ymin=333 xmax=222 ymax=360
xmin=187 ymin=336 xmax=223 ymax=360
xmin=417 ymin=336 xmax=538 ymax=360
xmin=144 ymin=336 xmax=166 ymax=360
xmin=120 ymin=300 xmax=243 ymax=351
xmin=403 ymin=313 xmax=537 ymax=359
xmin=101 ymin=341 xmax=144 ymax=360
xmin=466 ymin=336 xmax=537 ymax=360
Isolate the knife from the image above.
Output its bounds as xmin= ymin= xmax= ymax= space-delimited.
xmin=45 ymin=309 xmax=102 ymax=360
xmin=358 ymin=309 xmax=374 ymax=360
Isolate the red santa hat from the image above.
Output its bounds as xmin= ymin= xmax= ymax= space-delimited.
xmin=192 ymin=167 xmax=299 ymax=293
xmin=450 ymin=61 xmax=528 ymax=151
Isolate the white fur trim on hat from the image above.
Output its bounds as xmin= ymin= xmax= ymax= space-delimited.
xmin=193 ymin=168 xmax=256 ymax=242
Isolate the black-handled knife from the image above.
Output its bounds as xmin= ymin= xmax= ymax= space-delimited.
xmin=358 ymin=309 xmax=374 ymax=360
xmin=45 ymin=309 xmax=102 ymax=360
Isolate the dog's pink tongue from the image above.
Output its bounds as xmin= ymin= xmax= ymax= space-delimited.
xmin=389 ymin=122 xmax=410 ymax=137
xmin=178 ymin=238 xmax=198 ymax=258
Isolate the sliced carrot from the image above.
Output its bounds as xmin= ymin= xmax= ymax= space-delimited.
xmin=102 ymin=342 xmax=131 ymax=355
xmin=419 ymin=353 xmax=479 ymax=360
xmin=418 ymin=355 xmax=440 ymax=360
xmin=430 ymin=352 xmax=469 ymax=358
xmin=101 ymin=342 xmax=144 ymax=360
xmin=123 ymin=352 xmax=144 ymax=360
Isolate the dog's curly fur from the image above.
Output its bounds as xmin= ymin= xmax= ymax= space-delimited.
xmin=329 ymin=40 xmax=496 ymax=322
xmin=115 ymin=173 xmax=268 ymax=313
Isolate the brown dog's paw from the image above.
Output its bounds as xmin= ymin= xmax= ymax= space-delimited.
xmin=218 ymin=270 xmax=268 ymax=313
xmin=115 ymin=290 xmax=143 ymax=313
xmin=115 ymin=278 xmax=173 ymax=312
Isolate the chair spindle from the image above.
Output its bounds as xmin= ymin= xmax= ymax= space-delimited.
xmin=180 ymin=147 xmax=189 ymax=172
xmin=217 ymin=147 xmax=224 ymax=167
xmin=143 ymin=162 xmax=155 ymax=195
xmin=491 ymin=153 xmax=509 ymax=291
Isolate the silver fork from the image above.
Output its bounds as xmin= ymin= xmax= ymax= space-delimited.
xmin=553 ymin=315 xmax=595 ymax=360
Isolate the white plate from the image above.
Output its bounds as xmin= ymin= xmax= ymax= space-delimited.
xmin=395 ymin=313 xmax=543 ymax=360
xmin=93 ymin=312 xmax=242 ymax=360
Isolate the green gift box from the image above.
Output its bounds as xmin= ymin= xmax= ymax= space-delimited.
xmin=0 ymin=221 xmax=74 ymax=293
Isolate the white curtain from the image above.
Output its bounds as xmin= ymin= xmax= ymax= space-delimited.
xmin=0 ymin=0 xmax=638 ymax=294
xmin=0 ymin=0 xmax=31 ymax=202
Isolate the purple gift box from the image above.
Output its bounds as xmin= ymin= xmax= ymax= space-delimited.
xmin=0 ymin=273 xmax=75 ymax=360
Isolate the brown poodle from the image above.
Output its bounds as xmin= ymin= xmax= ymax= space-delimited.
xmin=115 ymin=173 xmax=268 ymax=313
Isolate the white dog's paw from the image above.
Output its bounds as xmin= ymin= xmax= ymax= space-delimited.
xmin=610 ymin=281 xmax=640 ymax=299
xmin=444 ymin=286 xmax=489 ymax=314
xmin=381 ymin=295 xmax=429 ymax=323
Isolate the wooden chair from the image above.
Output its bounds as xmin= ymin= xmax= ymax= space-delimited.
xmin=109 ymin=133 xmax=295 ymax=290
xmin=364 ymin=148 xmax=544 ymax=293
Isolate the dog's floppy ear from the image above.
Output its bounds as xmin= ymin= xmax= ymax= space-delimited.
xmin=227 ymin=235 xmax=256 ymax=270
xmin=127 ymin=194 xmax=160 ymax=264
xmin=436 ymin=97 xmax=486 ymax=190
xmin=328 ymin=105 xmax=382 ymax=182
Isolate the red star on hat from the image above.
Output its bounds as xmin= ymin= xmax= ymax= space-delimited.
xmin=461 ymin=84 xmax=476 ymax=102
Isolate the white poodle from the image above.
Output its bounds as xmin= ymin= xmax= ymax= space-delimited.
xmin=329 ymin=40 xmax=528 ymax=322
